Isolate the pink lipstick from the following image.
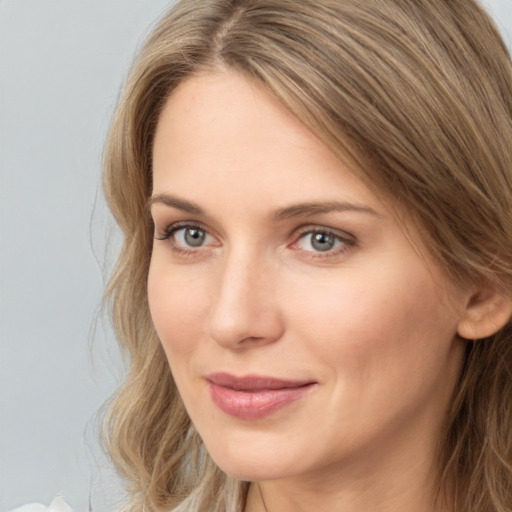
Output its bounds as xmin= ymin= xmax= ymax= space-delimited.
xmin=206 ymin=373 xmax=316 ymax=419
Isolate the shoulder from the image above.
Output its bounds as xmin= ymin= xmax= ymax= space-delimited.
xmin=9 ymin=497 xmax=73 ymax=512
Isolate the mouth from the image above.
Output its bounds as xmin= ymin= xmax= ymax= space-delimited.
xmin=205 ymin=372 xmax=317 ymax=419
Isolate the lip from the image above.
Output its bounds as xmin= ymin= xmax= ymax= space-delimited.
xmin=206 ymin=372 xmax=316 ymax=419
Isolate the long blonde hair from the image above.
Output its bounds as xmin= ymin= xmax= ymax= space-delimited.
xmin=102 ymin=1 xmax=512 ymax=511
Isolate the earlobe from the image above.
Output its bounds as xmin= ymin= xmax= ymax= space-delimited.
xmin=457 ymin=285 xmax=512 ymax=340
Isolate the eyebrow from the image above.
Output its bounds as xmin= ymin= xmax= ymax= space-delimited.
xmin=148 ymin=193 xmax=381 ymax=220
xmin=271 ymin=201 xmax=382 ymax=220
xmin=148 ymin=194 xmax=205 ymax=215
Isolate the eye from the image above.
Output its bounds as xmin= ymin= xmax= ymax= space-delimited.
xmin=294 ymin=228 xmax=353 ymax=254
xmin=155 ymin=222 xmax=217 ymax=251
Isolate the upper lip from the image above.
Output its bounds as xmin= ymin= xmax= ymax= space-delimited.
xmin=206 ymin=372 xmax=315 ymax=391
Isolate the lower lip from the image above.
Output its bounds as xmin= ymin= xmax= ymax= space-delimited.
xmin=208 ymin=382 xmax=315 ymax=419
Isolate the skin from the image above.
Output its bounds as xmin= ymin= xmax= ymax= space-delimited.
xmin=148 ymin=70 xmax=473 ymax=512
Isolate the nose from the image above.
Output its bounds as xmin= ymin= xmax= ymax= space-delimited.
xmin=205 ymin=249 xmax=285 ymax=349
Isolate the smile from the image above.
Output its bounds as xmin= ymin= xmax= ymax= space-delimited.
xmin=206 ymin=373 xmax=317 ymax=419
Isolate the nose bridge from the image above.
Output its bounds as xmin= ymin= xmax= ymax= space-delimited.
xmin=206 ymin=243 xmax=283 ymax=348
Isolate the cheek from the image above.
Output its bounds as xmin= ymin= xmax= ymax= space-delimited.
xmin=281 ymin=266 xmax=463 ymax=452
xmin=147 ymin=259 xmax=209 ymax=363
xmin=284 ymin=266 xmax=459 ymax=380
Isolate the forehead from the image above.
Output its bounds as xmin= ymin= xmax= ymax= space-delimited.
xmin=152 ymin=70 xmax=381 ymax=212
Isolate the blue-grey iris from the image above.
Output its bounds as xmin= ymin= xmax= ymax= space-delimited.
xmin=311 ymin=232 xmax=335 ymax=251
xmin=185 ymin=228 xmax=206 ymax=247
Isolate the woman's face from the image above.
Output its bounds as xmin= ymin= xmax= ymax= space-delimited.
xmin=148 ymin=70 xmax=468 ymax=484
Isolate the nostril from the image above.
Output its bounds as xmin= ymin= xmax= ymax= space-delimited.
xmin=205 ymin=301 xmax=284 ymax=349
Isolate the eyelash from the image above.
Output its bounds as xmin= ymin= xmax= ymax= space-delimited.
xmin=292 ymin=227 xmax=356 ymax=258
xmin=155 ymin=221 xmax=213 ymax=255
xmin=154 ymin=221 xmax=356 ymax=259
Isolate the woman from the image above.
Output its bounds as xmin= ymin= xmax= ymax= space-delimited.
xmin=102 ymin=0 xmax=512 ymax=511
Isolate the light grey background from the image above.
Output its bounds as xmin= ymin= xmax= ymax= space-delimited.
xmin=0 ymin=1 xmax=511 ymax=511
xmin=0 ymin=2 xmax=174 ymax=511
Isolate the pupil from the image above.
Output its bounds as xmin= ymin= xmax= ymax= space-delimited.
xmin=184 ymin=228 xmax=205 ymax=247
xmin=311 ymin=232 xmax=334 ymax=252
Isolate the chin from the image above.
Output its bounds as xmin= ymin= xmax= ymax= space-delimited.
xmin=203 ymin=436 xmax=297 ymax=482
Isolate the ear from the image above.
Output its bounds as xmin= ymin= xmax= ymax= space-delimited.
xmin=457 ymin=284 xmax=512 ymax=340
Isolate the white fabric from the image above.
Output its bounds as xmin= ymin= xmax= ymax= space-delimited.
xmin=8 ymin=497 xmax=73 ymax=512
